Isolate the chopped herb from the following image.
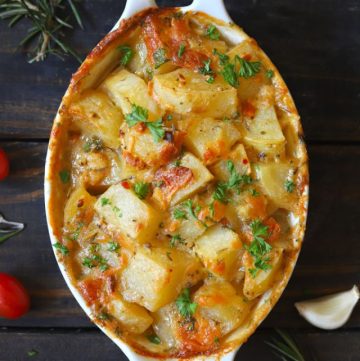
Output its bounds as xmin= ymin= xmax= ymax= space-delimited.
xmin=170 ymin=234 xmax=184 ymax=248
xmin=246 ymin=219 xmax=272 ymax=277
xmin=221 ymin=61 xmax=239 ymax=88
xmin=153 ymin=48 xmax=168 ymax=68
xmin=266 ymin=69 xmax=274 ymax=79
xmin=213 ymin=182 xmax=229 ymax=204
xmin=213 ymin=48 xmax=229 ymax=65
xmin=82 ymin=256 xmax=95 ymax=269
xmin=108 ymin=241 xmax=120 ymax=252
xmin=118 ymin=45 xmax=133 ymax=66
xmin=27 ymin=349 xmax=38 ymax=357
xmin=176 ymin=288 xmax=198 ymax=318
xmin=173 ymin=208 xmax=187 ymax=220
xmin=166 ymin=114 xmax=173 ymax=121
xmin=199 ymin=59 xmax=215 ymax=83
xmin=209 ymin=201 xmax=215 ymax=218
xmin=178 ymin=43 xmax=185 ymax=58
xmin=284 ymin=179 xmax=295 ymax=193
xmin=250 ymin=189 xmax=260 ymax=197
xmin=183 ymin=199 xmax=206 ymax=227
xmin=59 ymin=169 xmax=70 ymax=184
xmin=70 ymin=222 xmax=83 ymax=241
xmin=147 ymin=119 xmax=165 ymax=142
xmin=53 ymin=242 xmax=69 ymax=255
xmin=112 ymin=206 xmax=122 ymax=218
xmin=146 ymin=68 xmax=154 ymax=79
xmin=147 ymin=334 xmax=161 ymax=344
xmin=83 ymin=137 xmax=103 ymax=152
xmin=172 ymin=158 xmax=181 ymax=167
xmin=238 ymin=56 xmax=262 ymax=79
xmin=133 ymin=182 xmax=150 ymax=200
xmin=166 ymin=251 xmax=173 ymax=261
xmin=98 ymin=312 xmax=110 ymax=320
xmin=206 ymin=24 xmax=220 ymax=40
xmin=214 ymin=337 xmax=220 ymax=345
xmin=83 ymin=254 xmax=108 ymax=272
xmin=125 ymin=104 xmax=165 ymax=142
xmin=101 ymin=197 xmax=110 ymax=206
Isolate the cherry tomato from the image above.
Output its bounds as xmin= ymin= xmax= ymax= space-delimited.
xmin=0 ymin=273 xmax=30 ymax=319
xmin=0 ymin=148 xmax=9 ymax=181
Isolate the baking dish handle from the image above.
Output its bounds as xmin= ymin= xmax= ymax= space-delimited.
xmin=183 ymin=0 xmax=232 ymax=23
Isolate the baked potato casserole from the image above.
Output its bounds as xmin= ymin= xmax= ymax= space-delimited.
xmin=46 ymin=7 xmax=308 ymax=358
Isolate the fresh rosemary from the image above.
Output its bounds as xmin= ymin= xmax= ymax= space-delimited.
xmin=266 ymin=329 xmax=316 ymax=361
xmin=0 ymin=0 xmax=83 ymax=63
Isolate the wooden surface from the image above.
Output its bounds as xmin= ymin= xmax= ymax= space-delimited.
xmin=0 ymin=0 xmax=359 ymax=360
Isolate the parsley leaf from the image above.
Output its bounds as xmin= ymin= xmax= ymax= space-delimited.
xmin=170 ymin=234 xmax=184 ymax=248
xmin=284 ymin=179 xmax=295 ymax=193
xmin=266 ymin=69 xmax=274 ymax=79
xmin=108 ymin=241 xmax=120 ymax=252
xmin=125 ymin=104 xmax=148 ymax=126
xmin=250 ymin=189 xmax=260 ymax=197
xmin=59 ymin=169 xmax=70 ymax=184
xmin=237 ymin=56 xmax=261 ymax=79
xmin=118 ymin=45 xmax=133 ymax=66
xmin=206 ymin=24 xmax=220 ymax=40
xmin=53 ymin=242 xmax=69 ymax=255
xmin=147 ymin=119 xmax=165 ymax=142
xmin=173 ymin=208 xmax=187 ymax=220
xmin=153 ymin=48 xmax=168 ymax=68
xmin=133 ymin=182 xmax=150 ymax=200
xmin=176 ymin=288 xmax=198 ymax=318
xmin=178 ymin=43 xmax=185 ymax=58
xmin=213 ymin=48 xmax=229 ymax=65
xmin=199 ymin=59 xmax=215 ymax=83
xmin=147 ymin=334 xmax=161 ymax=344
xmin=101 ymin=197 xmax=110 ymax=206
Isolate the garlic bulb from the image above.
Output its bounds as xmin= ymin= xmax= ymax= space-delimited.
xmin=295 ymin=285 xmax=359 ymax=330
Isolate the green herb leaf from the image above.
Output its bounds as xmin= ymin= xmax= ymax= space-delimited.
xmin=147 ymin=334 xmax=161 ymax=344
xmin=83 ymin=137 xmax=103 ymax=152
xmin=221 ymin=62 xmax=239 ymax=88
xmin=101 ymin=197 xmax=110 ymax=206
xmin=53 ymin=242 xmax=69 ymax=255
xmin=170 ymin=234 xmax=184 ymax=248
xmin=176 ymin=288 xmax=198 ymax=318
xmin=173 ymin=208 xmax=187 ymax=220
xmin=59 ymin=170 xmax=70 ymax=184
xmin=250 ymin=189 xmax=260 ymax=197
xmin=284 ymin=179 xmax=295 ymax=193
xmin=206 ymin=24 xmax=220 ymax=40
xmin=146 ymin=119 xmax=165 ymax=142
xmin=266 ymin=69 xmax=275 ymax=79
xmin=133 ymin=182 xmax=150 ymax=200
xmin=125 ymin=104 xmax=149 ymax=126
xmin=153 ymin=48 xmax=168 ymax=68
xmin=178 ymin=43 xmax=185 ymax=58
xmin=112 ymin=206 xmax=122 ymax=218
xmin=108 ymin=241 xmax=120 ymax=252
xmin=118 ymin=45 xmax=133 ymax=66
xmin=237 ymin=56 xmax=261 ymax=79
xmin=213 ymin=48 xmax=229 ymax=65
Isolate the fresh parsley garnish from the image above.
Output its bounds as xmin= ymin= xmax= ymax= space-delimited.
xmin=153 ymin=48 xmax=168 ymax=68
xmin=101 ymin=197 xmax=110 ymax=206
xmin=178 ymin=43 xmax=185 ymax=58
xmin=238 ymin=56 xmax=262 ymax=79
xmin=266 ymin=69 xmax=274 ymax=79
xmin=199 ymin=59 xmax=215 ymax=83
xmin=53 ymin=242 xmax=69 ymax=255
xmin=59 ymin=169 xmax=70 ymax=184
xmin=133 ymin=182 xmax=150 ymax=200
xmin=245 ymin=219 xmax=272 ymax=277
xmin=173 ymin=208 xmax=187 ymax=220
xmin=118 ymin=45 xmax=133 ymax=66
xmin=108 ymin=241 xmax=120 ymax=252
xmin=250 ymin=189 xmax=260 ymax=197
xmin=213 ymin=48 xmax=229 ymax=65
xmin=147 ymin=334 xmax=161 ymax=344
xmin=176 ymin=288 xmax=198 ymax=318
xmin=170 ymin=234 xmax=184 ymax=248
xmin=206 ymin=24 xmax=220 ymax=40
xmin=125 ymin=104 xmax=165 ymax=142
xmin=284 ymin=179 xmax=295 ymax=193
xmin=83 ymin=254 xmax=108 ymax=271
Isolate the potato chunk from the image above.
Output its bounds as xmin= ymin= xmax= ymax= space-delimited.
xmin=170 ymin=152 xmax=214 ymax=206
xmin=194 ymin=280 xmax=250 ymax=335
xmin=68 ymin=89 xmax=123 ymax=148
xmin=243 ymin=248 xmax=284 ymax=300
xmin=152 ymin=68 xmax=238 ymax=118
xmin=184 ymin=117 xmax=241 ymax=165
xmin=101 ymin=68 xmax=162 ymax=121
xmin=94 ymin=184 xmax=161 ymax=243
xmin=194 ymin=224 xmax=242 ymax=280
xmin=108 ymin=295 xmax=153 ymax=334
xmin=121 ymin=247 xmax=203 ymax=312
xmin=210 ymin=143 xmax=251 ymax=181
xmin=257 ymin=162 xmax=295 ymax=210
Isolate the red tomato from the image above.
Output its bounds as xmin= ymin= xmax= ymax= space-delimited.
xmin=0 ymin=148 xmax=9 ymax=180
xmin=0 ymin=273 xmax=30 ymax=319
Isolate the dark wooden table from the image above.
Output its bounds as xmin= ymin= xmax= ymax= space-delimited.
xmin=0 ymin=0 xmax=359 ymax=360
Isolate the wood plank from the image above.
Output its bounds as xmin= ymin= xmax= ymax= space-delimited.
xmin=0 ymin=329 xmax=358 ymax=361
xmin=0 ymin=0 xmax=359 ymax=141
xmin=0 ymin=141 xmax=358 ymax=328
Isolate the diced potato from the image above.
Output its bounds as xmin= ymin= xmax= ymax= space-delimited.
xmin=243 ymin=248 xmax=284 ymax=300
xmin=235 ymin=192 xmax=268 ymax=221
xmin=94 ymin=184 xmax=161 ymax=243
xmin=121 ymin=247 xmax=203 ymax=311
xmin=256 ymin=162 xmax=295 ymax=210
xmin=174 ymin=216 xmax=207 ymax=242
xmin=68 ymin=90 xmax=123 ymax=148
xmin=64 ymin=186 xmax=96 ymax=229
xmin=101 ymin=69 xmax=163 ymax=121
xmin=108 ymin=295 xmax=153 ymax=334
xmin=153 ymin=304 xmax=179 ymax=348
xmin=194 ymin=280 xmax=250 ymax=335
xmin=210 ymin=143 xmax=251 ymax=181
xmin=194 ymin=224 xmax=242 ymax=280
xmin=184 ymin=117 xmax=241 ymax=165
xmin=170 ymin=152 xmax=214 ymax=206
xmin=152 ymin=68 xmax=238 ymax=118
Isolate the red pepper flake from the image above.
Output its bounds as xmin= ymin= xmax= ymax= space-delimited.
xmin=121 ymin=181 xmax=131 ymax=189
xmin=242 ymin=158 xmax=249 ymax=165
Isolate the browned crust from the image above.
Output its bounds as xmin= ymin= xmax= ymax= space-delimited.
xmin=46 ymin=8 xmax=309 ymax=360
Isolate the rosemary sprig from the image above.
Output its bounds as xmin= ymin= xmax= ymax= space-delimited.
xmin=0 ymin=0 xmax=83 ymax=63
xmin=266 ymin=329 xmax=315 ymax=361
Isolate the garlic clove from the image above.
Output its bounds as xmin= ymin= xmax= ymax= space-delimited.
xmin=295 ymin=285 xmax=360 ymax=330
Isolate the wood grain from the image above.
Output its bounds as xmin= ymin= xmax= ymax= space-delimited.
xmin=0 ymin=142 xmax=358 ymax=328
xmin=0 ymin=0 xmax=359 ymax=141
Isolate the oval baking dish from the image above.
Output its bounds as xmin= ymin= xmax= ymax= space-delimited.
xmin=44 ymin=0 xmax=309 ymax=360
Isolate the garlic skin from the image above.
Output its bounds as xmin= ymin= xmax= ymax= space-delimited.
xmin=295 ymin=285 xmax=360 ymax=330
